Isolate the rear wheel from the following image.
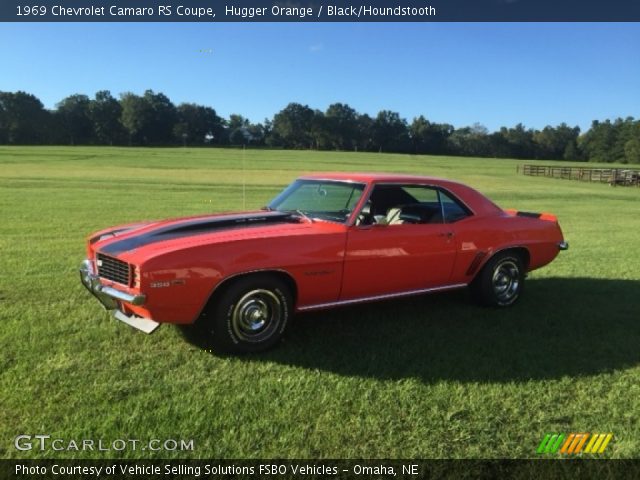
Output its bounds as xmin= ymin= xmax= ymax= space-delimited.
xmin=471 ymin=251 xmax=525 ymax=307
xmin=205 ymin=274 xmax=292 ymax=353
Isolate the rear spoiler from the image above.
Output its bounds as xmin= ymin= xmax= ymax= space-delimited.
xmin=504 ymin=209 xmax=557 ymax=222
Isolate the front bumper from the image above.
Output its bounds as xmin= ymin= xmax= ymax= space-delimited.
xmin=79 ymin=259 xmax=146 ymax=309
xmin=79 ymin=259 xmax=159 ymax=333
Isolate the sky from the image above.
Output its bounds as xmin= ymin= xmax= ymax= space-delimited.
xmin=1 ymin=22 xmax=638 ymax=132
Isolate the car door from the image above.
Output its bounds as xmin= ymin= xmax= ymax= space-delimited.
xmin=340 ymin=184 xmax=458 ymax=300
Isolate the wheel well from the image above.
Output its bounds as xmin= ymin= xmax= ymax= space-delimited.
xmin=490 ymin=247 xmax=530 ymax=270
xmin=504 ymin=247 xmax=530 ymax=270
xmin=198 ymin=270 xmax=298 ymax=320
xmin=472 ymin=247 xmax=530 ymax=283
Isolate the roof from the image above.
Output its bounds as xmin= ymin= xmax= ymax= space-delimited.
xmin=298 ymin=172 xmax=502 ymax=216
xmin=300 ymin=172 xmax=458 ymax=185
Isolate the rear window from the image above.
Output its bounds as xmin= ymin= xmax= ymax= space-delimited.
xmin=438 ymin=190 xmax=471 ymax=223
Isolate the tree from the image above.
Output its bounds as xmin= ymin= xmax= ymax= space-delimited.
xmin=55 ymin=94 xmax=93 ymax=145
xmin=0 ymin=100 xmax=6 ymax=144
xmin=245 ymin=122 xmax=266 ymax=145
xmin=228 ymin=128 xmax=247 ymax=145
xmin=1 ymin=88 xmax=638 ymax=160
xmin=143 ymin=90 xmax=176 ymax=144
xmin=0 ymin=91 xmax=49 ymax=144
xmin=227 ymin=114 xmax=249 ymax=132
xmin=89 ymin=90 xmax=125 ymax=145
xmin=497 ymin=123 xmax=536 ymax=159
xmin=579 ymin=119 xmax=619 ymax=163
xmin=355 ymin=114 xmax=374 ymax=151
xmin=227 ymin=114 xmax=249 ymax=145
xmin=119 ymin=90 xmax=177 ymax=145
xmin=310 ymin=109 xmax=330 ymax=149
xmin=269 ymin=103 xmax=315 ymax=148
xmin=409 ymin=116 xmax=453 ymax=155
xmin=563 ymin=141 xmax=582 ymax=161
xmin=372 ymin=110 xmax=409 ymax=152
xmin=324 ymin=103 xmax=360 ymax=150
xmin=533 ymin=123 xmax=581 ymax=160
xmin=448 ymin=123 xmax=491 ymax=157
xmin=624 ymin=139 xmax=640 ymax=164
xmin=225 ymin=114 xmax=266 ymax=146
xmin=618 ymin=117 xmax=640 ymax=164
xmin=174 ymin=103 xmax=225 ymax=145
xmin=120 ymin=92 xmax=151 ymax=145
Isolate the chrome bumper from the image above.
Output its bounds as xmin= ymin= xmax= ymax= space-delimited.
xmin=80 ymin=260 xmax=159 ymax=333
xmin=558 ymin=241 xmax=569 ymax=251
xmin=79 ymin=259 xmax=146 ymax=310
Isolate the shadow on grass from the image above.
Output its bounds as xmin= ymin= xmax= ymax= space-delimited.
xmin=181 ymin=277 xmax=640 ymax=383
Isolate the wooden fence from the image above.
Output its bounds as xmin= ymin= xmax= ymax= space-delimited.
xmin=518 ymin=165 xmax=640 ymax=187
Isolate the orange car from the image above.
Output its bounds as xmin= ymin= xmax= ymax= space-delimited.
xmin=80 ymin=173 xmax=568 ymax=352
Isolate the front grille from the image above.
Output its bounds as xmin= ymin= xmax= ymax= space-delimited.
xmin=96 ymin=253 xmax=131 ymax=286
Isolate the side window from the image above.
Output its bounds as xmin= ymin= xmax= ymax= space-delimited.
xmin=438 ymin=190 xmax=471 ymax=223
xmin=402 ymin=186 xmax=438 ymax=203
xmin=359 ymin=184 xmax=472 ymax=226
xmin=367 ymin=185 xmax=443 ymax=225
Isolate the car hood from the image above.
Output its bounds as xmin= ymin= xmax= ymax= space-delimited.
xmin=90 ymin=210 xmax=312 ymax=257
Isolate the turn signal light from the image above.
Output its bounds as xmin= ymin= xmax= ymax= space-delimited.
xmin=133 ymin=266 xmax=141 ymax=288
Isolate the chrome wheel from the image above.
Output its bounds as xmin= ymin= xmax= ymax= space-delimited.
xmin=206 ymin=274 xmax=292 ymax=353
xmin=470 ymin=251 xmax=525 ymax=308
xmin=491 ymin=260 xmax=520 ymax=304
xmin=231 ymin=289 xmax=282 ymax=343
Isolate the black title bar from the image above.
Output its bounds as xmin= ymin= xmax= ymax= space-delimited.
xmin=4 ymin=459 xmax=640 ymax=479
xmin=1 ymin=0 xmax=640 ymax=22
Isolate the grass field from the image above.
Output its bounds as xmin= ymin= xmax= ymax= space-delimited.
xmin=1 ymin=146 xmax=639 ymax=459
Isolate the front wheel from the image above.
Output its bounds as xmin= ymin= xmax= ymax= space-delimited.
xmin=470 ymin=252 xmax=525 ymax=307
xmin=205 ymin=274 xmax=292 ymax=353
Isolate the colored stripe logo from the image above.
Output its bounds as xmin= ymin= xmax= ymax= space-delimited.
xmin=537 ymin=433 xmax=613 ymax=454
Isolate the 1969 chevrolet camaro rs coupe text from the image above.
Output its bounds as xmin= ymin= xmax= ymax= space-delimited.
xmin=80 ymin=172 xmax=568 ymax=352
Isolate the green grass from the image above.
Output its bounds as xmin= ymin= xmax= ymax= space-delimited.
xmin=1 ymin=146 xmax=639 ymax=459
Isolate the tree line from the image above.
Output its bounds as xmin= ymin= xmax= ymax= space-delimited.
xmin=1 ymin=89 xmax=639 ymax=163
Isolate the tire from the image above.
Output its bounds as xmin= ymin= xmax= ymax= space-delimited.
xmin=470 ymin=251 xmax=525 ymax=307
xmin=205 ymin=274 xmax=292 ymax=353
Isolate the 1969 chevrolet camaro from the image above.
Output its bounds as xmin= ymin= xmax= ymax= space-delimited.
xmin=80 ymin=172 xmax=568 ymax=352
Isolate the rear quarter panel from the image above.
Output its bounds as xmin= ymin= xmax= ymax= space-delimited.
xmin=449 ymin=213 xmax=564 ymax=284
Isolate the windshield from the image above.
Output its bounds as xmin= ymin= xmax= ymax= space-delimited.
xmin=268 ymin=179 xmax=366 ymax=223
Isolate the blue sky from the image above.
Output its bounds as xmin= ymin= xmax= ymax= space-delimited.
xmin=1 ymin=23 xmax=638 ymax=132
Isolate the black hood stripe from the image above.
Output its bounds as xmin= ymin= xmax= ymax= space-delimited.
xmin=99 ymin=211 xmax=297 ymax=255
